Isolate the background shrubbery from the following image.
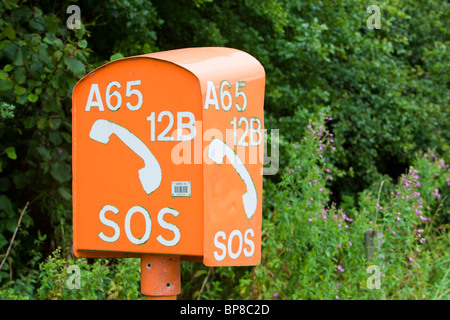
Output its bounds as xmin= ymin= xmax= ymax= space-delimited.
xmin=0 ymin=0 xmax=448 ymax=299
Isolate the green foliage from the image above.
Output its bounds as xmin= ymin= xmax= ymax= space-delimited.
xmin=60 ymin=0 xmax=163 ymax=61
xmin=239 ymin=116 xmax=449 ymax=300
xmin=0 ymin=0 xmax=91 ymax=277
xmin=0 ymin=229 xmax=46 ymax=298
xmin=37 ymin=248 xmax=142 ymax=300
xmin=0 ymin=288 xmax=29 ymax=300
xmin=0 ymin=102 xmax=15 ymax=120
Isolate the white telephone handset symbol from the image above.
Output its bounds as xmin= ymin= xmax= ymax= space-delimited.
xmin=207 ymin=138 xmax=257 ymax=220
xmin=89 ymin=119 xmax=162 ymax=195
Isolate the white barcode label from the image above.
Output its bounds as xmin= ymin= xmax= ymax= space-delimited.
xmin=171 ymin=181 xmax=191 ymax=197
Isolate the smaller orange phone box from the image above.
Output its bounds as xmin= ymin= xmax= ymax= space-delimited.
xmin=72 ymin=47 xmax=265 ymax=266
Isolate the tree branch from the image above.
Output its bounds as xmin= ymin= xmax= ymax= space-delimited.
xmin=0 ymin=201 xmax=29 ymax=271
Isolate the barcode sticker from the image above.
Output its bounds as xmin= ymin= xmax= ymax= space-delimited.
xmin=171 ymin=181 xmax=191 ymax=197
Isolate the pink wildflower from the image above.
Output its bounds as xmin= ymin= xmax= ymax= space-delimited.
xmin=432 ymin=189 xmax=441 ymax=200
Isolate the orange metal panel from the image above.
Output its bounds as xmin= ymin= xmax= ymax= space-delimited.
xmin=72 ymin=47 xmax=265 ymax=267
xmin=73 ymin=57 xmax=203 ymax=257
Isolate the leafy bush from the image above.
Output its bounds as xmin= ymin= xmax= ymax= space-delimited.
xmin=0 ymin=0 xmax=91 ymax=278
xmin=237 ymin=116 xmax=449 ymax=299
xmin=37 ymin=248 xmax=142 ymax=300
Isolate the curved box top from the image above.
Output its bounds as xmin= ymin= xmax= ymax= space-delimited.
xmin=142 ymin=47 xmax=265 ymax=87
xmin=74 ymin=47 xmax=265 ymax=103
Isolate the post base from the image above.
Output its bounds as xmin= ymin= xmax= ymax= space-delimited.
xmin=140 ymin=254 xmax=181 ymax=300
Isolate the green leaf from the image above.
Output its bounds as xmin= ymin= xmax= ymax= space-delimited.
xmin=50 ymin=162 xmax=71 ymax=183
xmin=42 ymin=36 xmax=55 ymax=45
xmin=28 ymin=93 xmax=39 ymax=103
xmin=60 ymin=132 xmax=71 ymax=143
xmin=3 ymin=43 xmax=17 ymax=61
xmin=57 ymin=187 xmax=72 ymax=200
xmin=13 ymin=46 xmax=24 ymax=66
xmin=36 ymin=118 xmax=46 ymax=130
xmin=78 ymin=40 xmax=88 ymax=48
xmin=5 ymin=147 xmax=17 ymax=160
xmin=0 ymin=71 xmax=8 ymax=80
xmin=36 ymin=147 xmax=51 ymax=161
xmin=3 ymin=64 xmax=13 ymax=72
xmin=29 ymin=34 xmax=41 ymax=49
xmin=53 ymin=50 xmax=63 ymax=61
xmin=12 ymin=6 xmax=32 ymax=22
xmin=0 ymin=79 xmax=14 ymax=91
xmin=14 ymin=85 xmax=27 ymax=96
xmin=30 ymin=60 xmax=43 ymax=74
xmin=14 ymin=67 xmax=26 ymax=84
xmin=63 ymin=56 xmax=85 ymax=75
xmin=48 ymin=118 xmax=62 ymax=130
xmin=110 ymin=53 xmax=124 ymax=61
xmin=29 ymin=17 xmax=47 ymax=32
xmin=2 ymin=26 xmax=16 ymax=40
xmin=3 ymin=0 xmax=19 ymax=10
xmin=49 ymin=131 xmax=62 ymax=145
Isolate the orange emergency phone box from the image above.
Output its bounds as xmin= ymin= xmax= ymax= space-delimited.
xmin=72 ymin=47 xmax=265 ymax=266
